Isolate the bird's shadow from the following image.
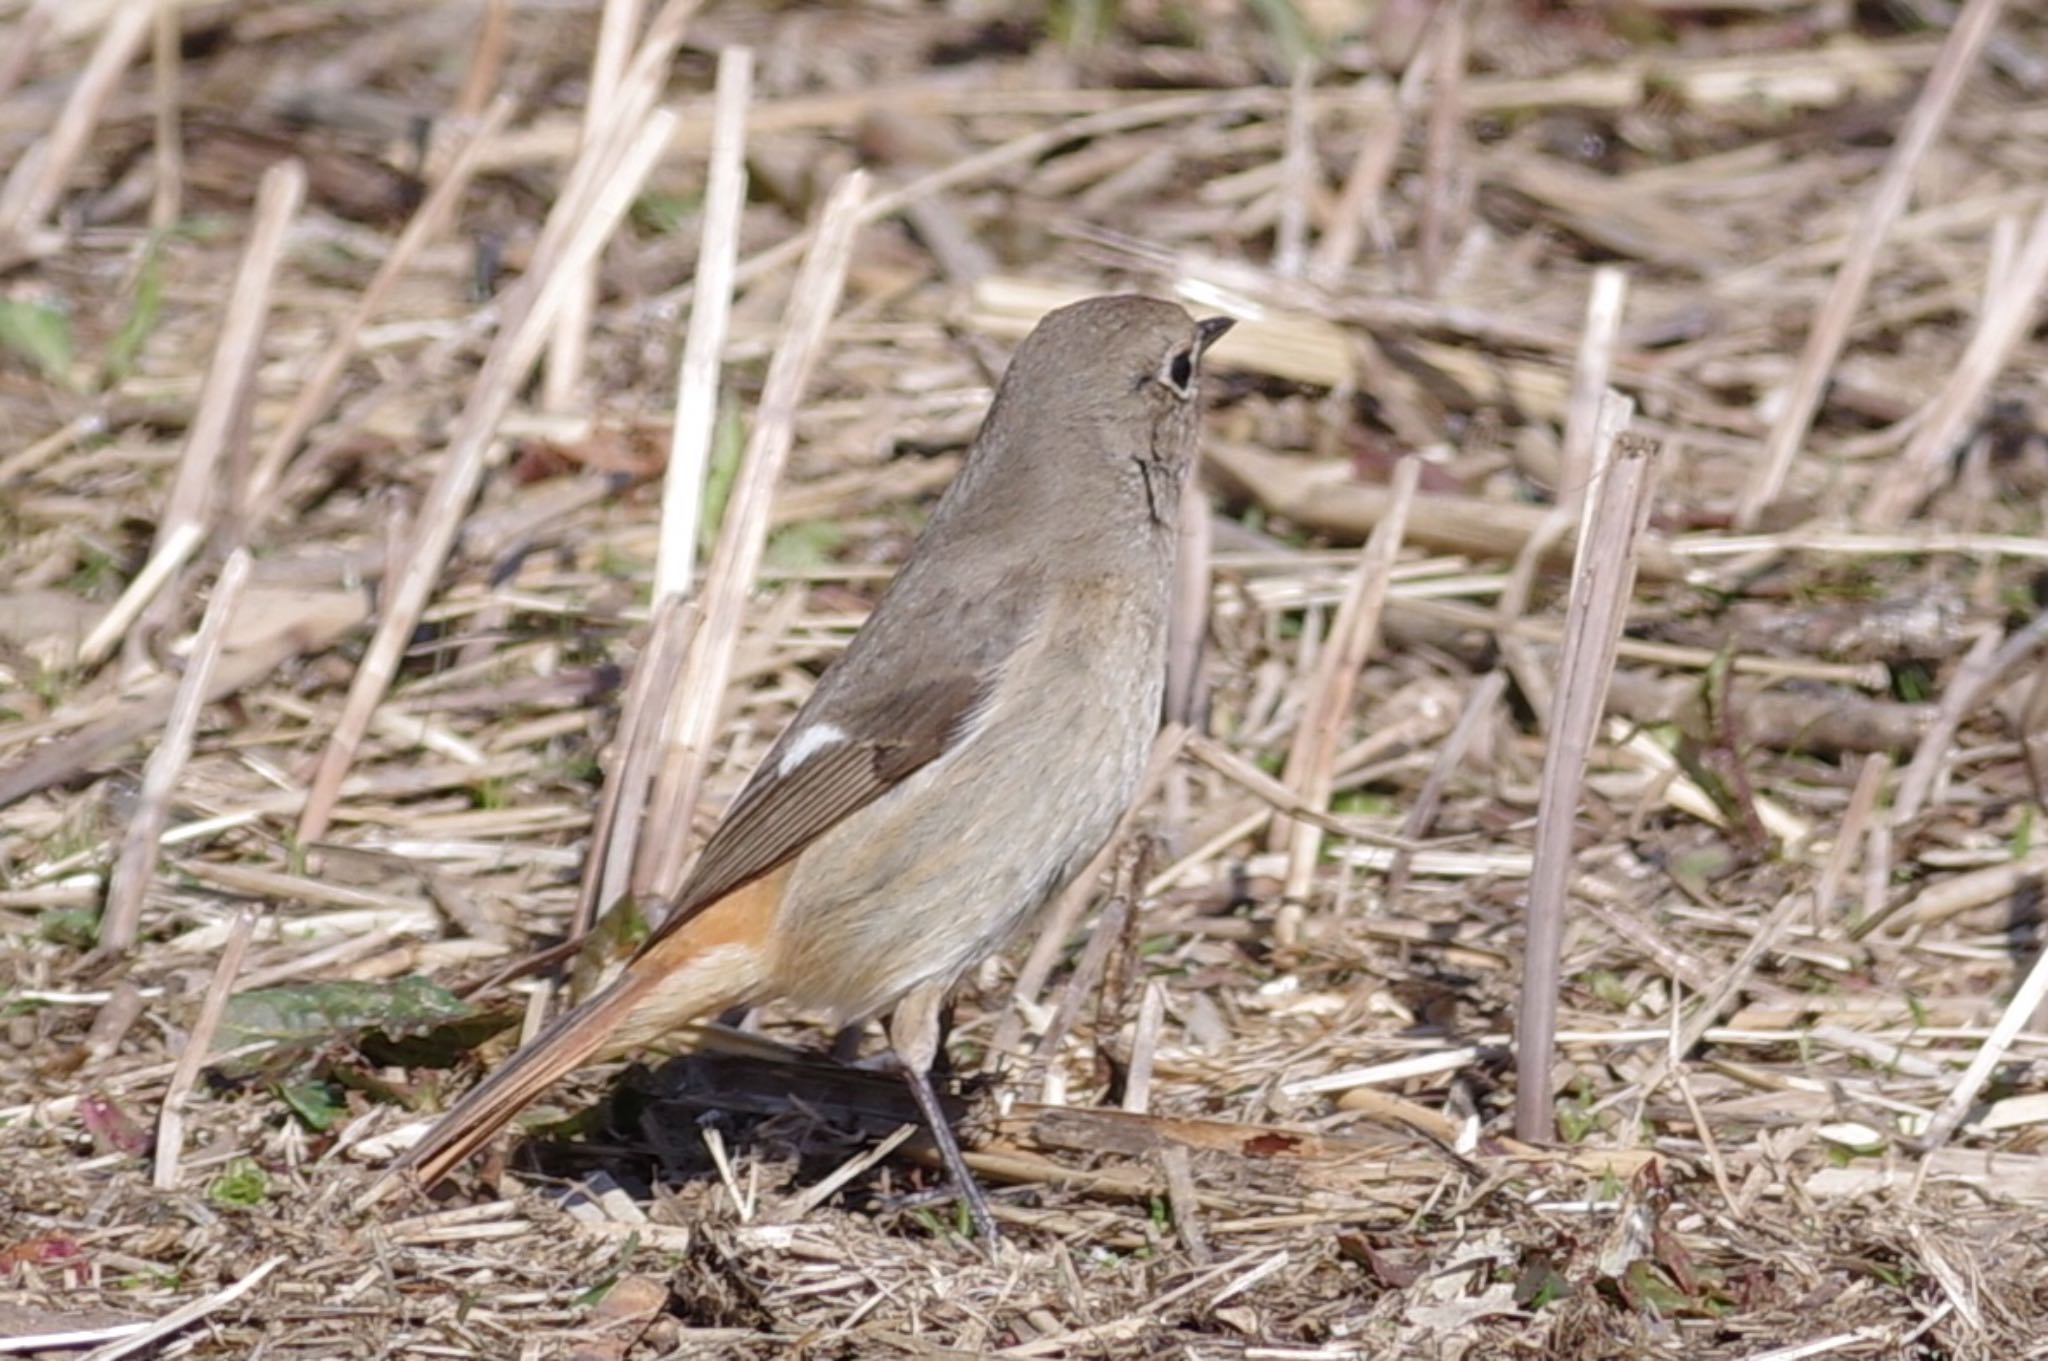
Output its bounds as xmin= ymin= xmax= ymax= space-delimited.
xmin=512 ymin=1041 xmax=977 ymax=1219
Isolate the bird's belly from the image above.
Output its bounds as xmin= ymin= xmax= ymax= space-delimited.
xmin=766 ymin=683 xmax=1156 ymax=1024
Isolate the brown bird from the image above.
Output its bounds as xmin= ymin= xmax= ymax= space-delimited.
xmin=381 ymin=295 xmax=1233 ymax=1238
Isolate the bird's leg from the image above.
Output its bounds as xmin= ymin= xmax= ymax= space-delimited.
xmin=887 ymin=981 xmax=999 ymax=1244
xmin=829 ymin=1022 xmax=866 ymax=1063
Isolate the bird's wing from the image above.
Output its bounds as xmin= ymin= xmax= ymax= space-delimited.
xmin=632 ymin=570 xmax=1034 ymax=957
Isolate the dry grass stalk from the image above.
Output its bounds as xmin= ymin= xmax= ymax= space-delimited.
xmin=1665 ymin=1002 xmax=1738 ymax=1213
xmin=81 ymin=979 xmax=145 ymax=1066
xmin=1737 ymin=0 xmax=2010 ymax=528
xmin=13 ymin=8 xmax=2048 ymax=1351
xmin=1121 ymin=980 xmax=1167 ymax=1116
xmin=1493 ymin=372 xmax=1636 ymax=730
xmin=725 ymin=89 xmax=1279 ymax=300
xmin=1859 ymin=195 xmax=2048 ymax=525
xmin=246 ymin=97 xmax=514 ymax=515
xmin=1273 ymin=459 xmax=1421 ymax=944
xmin=1915 ymin=945 xmax=2048 ymax=1155
xmin=781 ymin=1123 xmax=918 ymax=1222
xmin=1893 ymin=610 xmax=2048 ymax=826
xmin=76 ymin=1255 xmax=285 ymax=1361
xmin=0 ymin=1 xmax=55 ymax=104
xmin=1157 ymin=1144 xmax=1211 ymax=1263
xmin=78 ymin=158 xmax=303 ymax=670
xmin=98 ymin=549 xmax=251 ymax=955
xmin=1491 ymin=492 xmax=1581 ymax=730
xmin=1413 ymin=0 xmax=1465 ymax=295
xmin=654 ymin=44 xmax=752 ymax=603
xmin=571 ymin=46 xmax=748 ymax=930
xmin=1183 ymin=731 xmax=1407 ymax=847
xmin=543 ymin=0 xmax=653 ymax=414
xmin=7 ymin=1320 xmax=149 ymax=1354
xmin=0 ymin=0 xmax=150 ymax=237
xmin=1890 ymin=625 xmax=1998 ymax=825
xmin=1558 ymin=266 xmax=1629 ymax=514
xmin=1618 ymin=753 xmax=1886 ymax=1125
xmin=1308 ymin=0 xmax=1462 ymax=289
xmin=2024 ymin=659 xmax=2048 ymax=802
xmin=69 ymin=521 xmax=202 ymax=673
xmin=1402 ymin=593 xmax=1886 ymax=688
xmin=1032 ymin=854 xmax=1138 ymax=1098
xmin=150 ymin=905 xmax=255 ymax=1190
xmin=1611 ymin=714 xmax=1813 ymax=848
xmin=1670 ymin=527 xmax=2048 ymax=563
xmin=1283 ymin=1045 xmax=1483 ymax=1099
xmin=515 ymin=976 xmax=551 ymax=1048
xmin=1307 ymin=72 xmax=1397 ymax=284
xmin=0 ymin=591 xmax=369 ymax=808
xmin=1514 ymin=409 xmax=1660 ymax=1141
xmin=1385 ymin=668 xmax=1506 ymax=899
xmin=1813 ymin=752 xmax=1890 ymax=933
xmin=147 ymin=0 xmax=179 ymax=230
xmin=1272 ymin=61 xmax=1315 ymax=278
xmin=575 ymin=593 xmax=698 ymax=937
xmin=471 ymin=37 xmax=1941 ymax=176
xmin=0 ymin=408 xmax=96 ymax=485
xmin=635 ymin=171 xmax=872 ymax=899
xmin=1206 ymin=439 xmax=1686 ymax=578
xmin=451 ymin=0 xmax=509 ymax=116
xmin=295 ymin=105 xmax=681 ymax=844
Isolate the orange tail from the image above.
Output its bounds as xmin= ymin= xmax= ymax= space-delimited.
xmin=376 ymin=871 xmax=785 ymax=1199
xmin=396 ymin=973 xmax=658 ymax=1190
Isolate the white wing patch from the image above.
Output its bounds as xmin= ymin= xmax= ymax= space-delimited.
xmin=777 ymin=721 xmax=847 ymax=777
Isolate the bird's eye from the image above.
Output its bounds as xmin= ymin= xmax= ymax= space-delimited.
xmin=1163 ymin=347 xmax=1195 ymax=394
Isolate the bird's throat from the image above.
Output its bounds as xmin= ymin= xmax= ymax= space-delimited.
xmin=1134 ymin=455 xmax=1182 ymax=528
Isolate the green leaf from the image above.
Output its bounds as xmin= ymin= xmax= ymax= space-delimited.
xmin=39 ymin=907 xmax=100 ymax=948
xmin=697 ymin=399 xmax=746 ymax=549
xmin=765 ymin=519 xmax=845 ymax=570
xmin=207 ymin=1156 xmax=270 ymax=1209
xmin=103 ymin=240 xmax=164 ymax=385
xmin=570 ymin=893 xmax=652 ymax=1002
xmin=1622 ymin=1260 xmax=1690 ymax=1317
xmin=218 ymin=979 xmax=518 ymax=1098
xmin=570 ymin=1233 xmax=637 ymax=1309
xmin=1515 ymin=1254 xmax=1570 ymax=1309
xmin=1245 ymin=0 xmax=1317 ymax=65
xmin=276 ymin=1080 xmax=347 ymax=1132
xmin=222 ymin=977 xmax=473 ymax=1049
xmin=632 ymin=190 xmax=701 ymax=236
xmin=0 ymin=298 xmax=74 ymax=385
xmin=1587 ymin=970 xmax=1635 ymax=1010
xmin=1050 ymin=0 xmax=1114 ymax=48
xmin=356 ymin=1008 xmax=521 ymax=1069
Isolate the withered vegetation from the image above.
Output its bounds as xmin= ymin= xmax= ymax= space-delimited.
xmin=5 ymin=1 xmax=2048 ymax=1357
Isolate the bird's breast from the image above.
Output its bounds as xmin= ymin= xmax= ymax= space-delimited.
xmin=766 ymin=569 xmax=1172 ymax=1023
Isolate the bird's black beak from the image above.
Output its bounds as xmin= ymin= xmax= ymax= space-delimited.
xmin=1195 ymin=315 xmax=1236 ymax=357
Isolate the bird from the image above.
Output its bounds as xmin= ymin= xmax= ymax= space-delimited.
xmin=377 ymin=294 xmax=1234 ymax=1239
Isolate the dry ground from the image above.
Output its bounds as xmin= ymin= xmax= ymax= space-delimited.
xmin=5 ymin=1 xmax=2048 ymax=1357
